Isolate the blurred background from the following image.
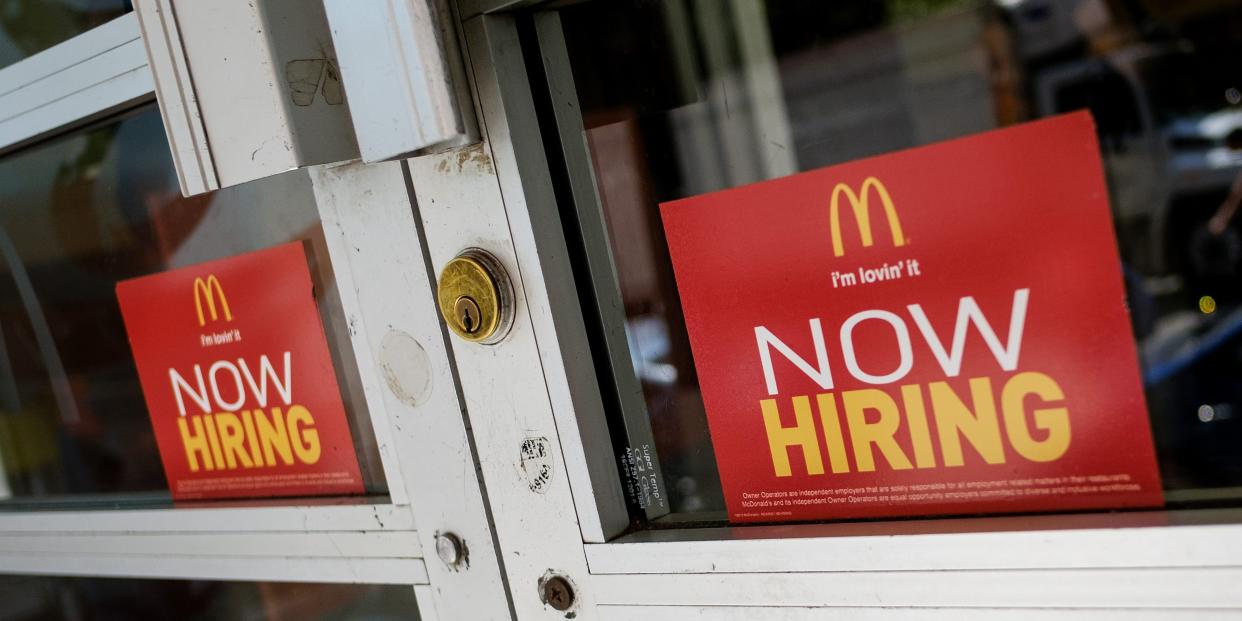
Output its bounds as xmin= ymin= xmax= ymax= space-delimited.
xmin=551 ymin=0 xmax=1242 ymax=515
xmin=0 ymin=0 xmax=387 ymax=508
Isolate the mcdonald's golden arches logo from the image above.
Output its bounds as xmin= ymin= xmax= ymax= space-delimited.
xmin=193 ymin=275 xmax=232 ymax=326
xmin=829 ymin=176 xmax=906 ymax=257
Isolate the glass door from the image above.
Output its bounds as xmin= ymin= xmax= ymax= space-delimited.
xmin=0 ymin=8 xmax=511 ymax=619
xmin=530 ymin=0 xmax=1242 ymax=525
xmin=408 ymin=0 xmax=1242 ymax=616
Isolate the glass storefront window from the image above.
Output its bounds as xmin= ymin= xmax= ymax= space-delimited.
xmin=0 ymin=1 xmax=129 ymax=69
xmin=533 ymin=0 xmax=1242 ymax=518
xmin=0 ymin=105 xmax=385 ymax=507
xmin=0 ymin=575 xmax=417 ymax=620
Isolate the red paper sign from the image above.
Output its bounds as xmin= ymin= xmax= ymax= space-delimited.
xmin=661 ymin=112 xmax=1163 ymax=523
xmin=117 ymin=242 xmax=364 ymax=500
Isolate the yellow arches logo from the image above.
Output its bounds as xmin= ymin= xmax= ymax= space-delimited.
xmin=193 ymin=275 xmax=232 ymax=326
xmin=829 ymin=176 xmax=906 ymax=257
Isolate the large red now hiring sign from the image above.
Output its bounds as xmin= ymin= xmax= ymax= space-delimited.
xmin=118 ymin=242 xmax=363 ymax=500
xmin=661 ymin=112 xmax=1163 ymax=523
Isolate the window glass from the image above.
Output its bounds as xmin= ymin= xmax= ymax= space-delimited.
xmin=0 ymin=575 xmax=417 ymax=620
xmin=545 ymin=0 xmax=1242 ymax=517
xmin=0 ymin=0 xmax=130 ymax=69
xmin=0 ymin=105 xmax=385 ymax=507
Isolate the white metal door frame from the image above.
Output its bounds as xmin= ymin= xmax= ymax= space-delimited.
xmin=0 ymin=14 xmax=152 ymax=155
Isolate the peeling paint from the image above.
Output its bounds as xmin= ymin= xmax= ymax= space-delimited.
xmin=434 ymin=143 xmax=494 ymax=175
xmin=379 ymin=330 xmax=433 ymax=408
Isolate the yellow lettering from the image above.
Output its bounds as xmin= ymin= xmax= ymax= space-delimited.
xmin=930 ymin=378 xmax=1006 ymax=466
xmin=177 ymin=416 xmax=214 ymax=472
xmin=287 ymin=405 xmax=321 ymax=464
xmin=193 ymin=275 xmax=232 ymax=326
xmin=203 ymin=413 xmax=225 ymax=469
xmin=241 ymin=409 xmax=264 ymax=467
xmin=1001 ymin=372 xmax=1071 ymax=462
xmin=829 ymin=177 xmax=905 ymax=256
xmin=255 ymin=407 xmax=294 ymax=466
xmin=815 ymin=393 xmax=851 ymax=473
xmin=900 ymin=384 xmax=937 ymax=468
xmin=759 ymin=397 xmax=824 ymax=477
xmin=755 ymin=372 xmax=1068 ymax=476
xmin=842 ymin=389 xmax=912 ymax=472
xmin=216 ymin=412 xmax=253 ymax=469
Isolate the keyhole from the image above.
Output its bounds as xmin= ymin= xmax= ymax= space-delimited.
xmin=454 ymin=296 xmax=482 ymax=335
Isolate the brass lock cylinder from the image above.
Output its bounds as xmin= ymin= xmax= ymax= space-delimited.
xmin=437 ymin=248 xmax=514 ymax=344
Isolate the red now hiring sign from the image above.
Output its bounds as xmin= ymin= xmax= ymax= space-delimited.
xmin=661 ymin=112 xmax=1163 ymax=523
xmin=118 ymin=242 xmax=363 ymax=500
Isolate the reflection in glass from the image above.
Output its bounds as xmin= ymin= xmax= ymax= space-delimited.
xmin=0 ymin=576 xmax=417 ymax=621
xmin=0 ymin=1 xmax=130 ymax=69
xmin=0 ymin=106 xmax=385 ymax=506
xmin=552 ymin=0 xmax=1242 ymax=515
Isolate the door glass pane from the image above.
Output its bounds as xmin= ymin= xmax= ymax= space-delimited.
xmin=542 ymin=0 xmax=1242 ymax=519
xmin=0 ymin=575 xmax=417 ymax=620
xmin=0 ymin=1 xmax=130 ymax=69
xmin=0 ymin=105 xmax=385 ymax=507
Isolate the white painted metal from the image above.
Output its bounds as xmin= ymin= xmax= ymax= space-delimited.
xmin=586 ymin=509 xmax=1242 ymax=574
xmin=403 ymin=13 xmax=609 ymax=617
xmin=459 ymin=12 xmax=634 ymax=544
xmin=0 ymin=13 xmax=152 ymax=153
xmin=409 ymin=145 xmax=597 ymax=618
xmin=592 ymin=569 xmax=1242 ymax=608
xmin=324 ymin=0 xmax=478 ymax=162
xmin=134 ymin=0 xmax=360 ymax=196
xmin=599 ymin=608 xmax=1242 ymax=620
xmin=415 ymin=585 xmax=442 ymax=620
xmin=0 ymin=13 xmax=138 ymax=96
xmin=314 ymin=165 xmax=412 ymax=507
xmin=311 ymin=160 xmax=514 ymax=620
xmin=0 ymin=32 xmax=144 ymax=129
xmin=133 ymin=0 xmax=215 ymax=195
xmin=0 ymin=554 xmax=427 ymax=585
xmin=0 ymin=532 xmax=420 ymax=559
xmin=0 ymin=502 xmax=412 ymax=532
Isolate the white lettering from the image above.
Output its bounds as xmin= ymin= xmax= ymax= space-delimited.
xmin=906 ymin=288 xmax=1030 ymax=376
xmin=208 ymin=360 xmax=246 ymax=411
xmin=839 ymin=310 xmax=913 ymax=384
xmin=755 ymin=320 xmax=834 ymax=395
xmin=239 ymin=352 xmax=293 ymax=407
xmin=169 ymin=366 xmax=210 ymax=416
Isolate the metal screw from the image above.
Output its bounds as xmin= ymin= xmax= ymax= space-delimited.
xmin=454 ymin=296 xmax=482 ymax=334
xmin=435 ymin=532 xmax=465 ymax=568
xmin=541 ymin=575 xmax=575 ymax=612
